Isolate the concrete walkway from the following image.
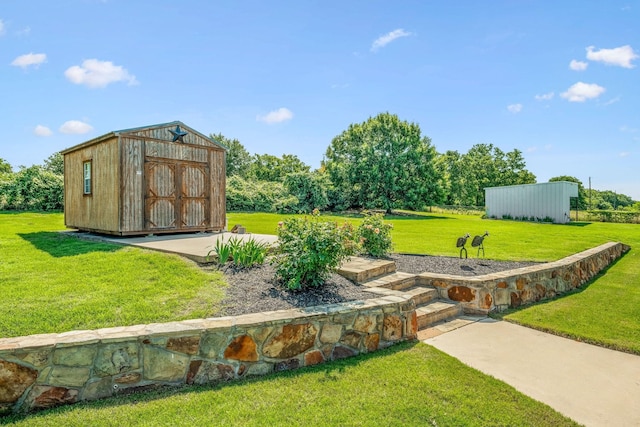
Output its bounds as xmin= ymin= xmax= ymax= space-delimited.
xmin=425 ymin=319 xmax=640 ymax=427
xmin=98 ymin=232 xmax=278 ymax=263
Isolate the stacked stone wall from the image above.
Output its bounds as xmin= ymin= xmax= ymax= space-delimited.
xmin=418 ymin=242 xmax=629 ymax=313
xmin=0 ymin=296 xmax=416 ymax=415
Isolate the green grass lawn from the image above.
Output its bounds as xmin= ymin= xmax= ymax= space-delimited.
xmin=0 ymin=342 xmax=577 ymax=427
xmin=0 ymin=212 xmax=227 ymax=338
xmin=3 ymin=211 xmax=639 ymax=354
xmin=2 ymin=210 xmax=635 ymax=425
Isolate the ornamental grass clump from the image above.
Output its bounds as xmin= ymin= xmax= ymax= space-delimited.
xmin=358 ymin=212 xmax=393 ymax=257
xmin=206 ymin=237 xmax=269 ymax=268
xmin=273 ymin=209 xmax=357 ymax=290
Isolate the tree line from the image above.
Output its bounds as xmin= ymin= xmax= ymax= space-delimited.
xmin=1 ymin=112 xmax=637 ymax=213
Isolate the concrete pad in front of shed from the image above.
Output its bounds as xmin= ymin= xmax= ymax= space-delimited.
xmin=97 ymin=232 xmax=278 ymax=263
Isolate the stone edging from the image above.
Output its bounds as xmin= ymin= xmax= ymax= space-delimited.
xmin=0 ymin=295 xmax=416 ymax=415
xmin=417 ymin=242 xmax=630 ymax=314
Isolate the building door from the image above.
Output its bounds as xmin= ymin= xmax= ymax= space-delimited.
xmin=145 ymin=159 xmax=210 ymax=231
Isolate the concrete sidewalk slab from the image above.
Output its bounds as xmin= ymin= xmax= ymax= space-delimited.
xmin=425 ymin=319 xmax=640 ymax=427
xmin=96 ymin=232 xmax=278 ymax=263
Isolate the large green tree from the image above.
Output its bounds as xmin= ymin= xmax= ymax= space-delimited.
xmin=457 ymin=144 xmax=536 ymax=206
xmin=435 ymin=150 xmax=464 ymax=205
xmin=210 ymin=133 xmax=252 ymax=178
xmin=324 ymin=112 xmax=443 ymax=212
xmin=248 ymin=154 xmax=310 ymax=182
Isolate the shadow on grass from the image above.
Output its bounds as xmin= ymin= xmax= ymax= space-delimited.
xmin=0 ymin=341 xmax=419 ymax=424
xmin=563 ymin=222 xmax=592 ymax=227
xmin=18 ymin=231 xmax=122 ymax=257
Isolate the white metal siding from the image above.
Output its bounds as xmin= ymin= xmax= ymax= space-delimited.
xmin=485 ymin=182 xmax=578 ymax=223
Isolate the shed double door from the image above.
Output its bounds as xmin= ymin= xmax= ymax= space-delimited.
xmin=144 ymin=159 xmax=210 ymax=231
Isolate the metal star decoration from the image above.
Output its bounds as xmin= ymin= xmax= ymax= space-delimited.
xmin=169 ymin=125 xmax=188 ymax=143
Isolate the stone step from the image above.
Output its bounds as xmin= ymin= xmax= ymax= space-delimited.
xmin=337 ymin=257 xmax=396 ymax=283
xmin=361 ymin=272 xmax=416 ymax=290
xmin=403 ymin=286 xmax=439 ymax=306
xmin=416 ymin=300 xmax=462 ymax=330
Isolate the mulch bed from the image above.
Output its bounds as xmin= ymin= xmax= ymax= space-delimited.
xmin=217 ymin=255 xmax=538 ymax=317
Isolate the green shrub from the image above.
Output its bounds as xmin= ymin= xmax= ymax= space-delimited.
xmin=0 ymin=166 xmax=63 ymax=211
xmin=272 ymin=210 xmax=357 ymax=290
xmin=226 ymin=176 xmax=299 ymax=213
xmin=357 ymin=212 xmax=393 ymax=257
xmin=283 ymin=171 xmax=329 ymax=213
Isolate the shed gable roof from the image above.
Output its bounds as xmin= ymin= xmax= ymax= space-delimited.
xmin=61 ymin=121 xmax=226 ymax=154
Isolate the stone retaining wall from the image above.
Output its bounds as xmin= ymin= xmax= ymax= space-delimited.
xmin=417 ymin=242 xmax=629 ymax=314
xmin=0 ymin=296 xmax=416 ymax=415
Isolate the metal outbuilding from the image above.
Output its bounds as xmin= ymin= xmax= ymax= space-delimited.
xmin=61 ymin=121 xmax=226 ymax=235
xmin=485 ymin=181 xmax=579 ymax=224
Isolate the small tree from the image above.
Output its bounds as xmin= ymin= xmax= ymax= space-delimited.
xmin=210 ymin=133 xmax=253 ymax=178
xmin=43 ymin=152 xmax=64 ymax=175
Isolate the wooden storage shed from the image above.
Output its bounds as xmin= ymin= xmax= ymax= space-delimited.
xmin=61 ymin=121 xmax=226 ymax=235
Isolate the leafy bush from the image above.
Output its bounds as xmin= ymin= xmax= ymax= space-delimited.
xmin=357 ymin=212 xmax=393 ymax=257
xmin=207 ymin=237 xmax=270 ymax=268
xmin=272 ymin=210 xmax=357 ymax=290
xmin=226 ymin=176 xmax=298 ymax=213
xmin=283 ymin=171 xmax=329 ymax=213
xmin=0 ymin=166 xmax=63 ymax=211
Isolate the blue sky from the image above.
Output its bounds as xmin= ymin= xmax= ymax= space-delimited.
xmin=2 ymin=1 xmax=639 ymax=200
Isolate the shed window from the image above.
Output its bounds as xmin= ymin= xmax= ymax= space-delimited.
xmin=83 ymin=160 xmax=92 ymax=195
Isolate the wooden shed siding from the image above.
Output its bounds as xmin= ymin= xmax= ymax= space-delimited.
xmin=64 ymin=137 xmax=119 ymax=231
xmin=120 ymin=138 xmax=145 ymax=232
xmin=210 ymin=150 xmax=226 ymax=230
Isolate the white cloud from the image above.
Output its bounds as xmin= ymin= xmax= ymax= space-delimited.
xmin=64 ymin=59 xmax=138 ymax=88
xmin=560 ymin=82 xmax=605 ymax=102
xmin=256 ymin=107 xmax=293 ymax=124
xmin=619 ymin=152 xmax=630 ymax=157
xmin=603 ymin=96 xmax=621 ymax=106
xmin=34 ymin=125 xmax=53 ymax=137
xmin=0 ymin=19 xmax=5 ymax=36
xmin=507 ymin=103 xmax=522 ymax=113
xmin=569 ymin=59 xmax=588 ymax=71
xmin=526 ymin=146 xmax=537 ymax=153
xmin=620 ymin=125 xmax=638 ymax=133
xmin=534 ymin=92 xmax=554 ymax=101
xmin=371 ymin=29 xmax=412 ymax=52
xmin=59 ymin=120 xmax=93 ymax=134
xmin=11 ymin=53 xmax=47 ymax=69
xmin=586 ymin=45 xmax=638 ymax=68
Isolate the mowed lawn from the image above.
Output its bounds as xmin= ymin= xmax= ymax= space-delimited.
xmin=230 ymin=211 xmax=640 ymax=354
xmin=3 ymin=211 xmax=639 ymax=354
xmin=1 ymin=211 xmax=633 ymax=425
xmin=0 ymin=342 xmax=577 ymax=427
xmin=0 ymin=212 xmax=227 ymax=338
